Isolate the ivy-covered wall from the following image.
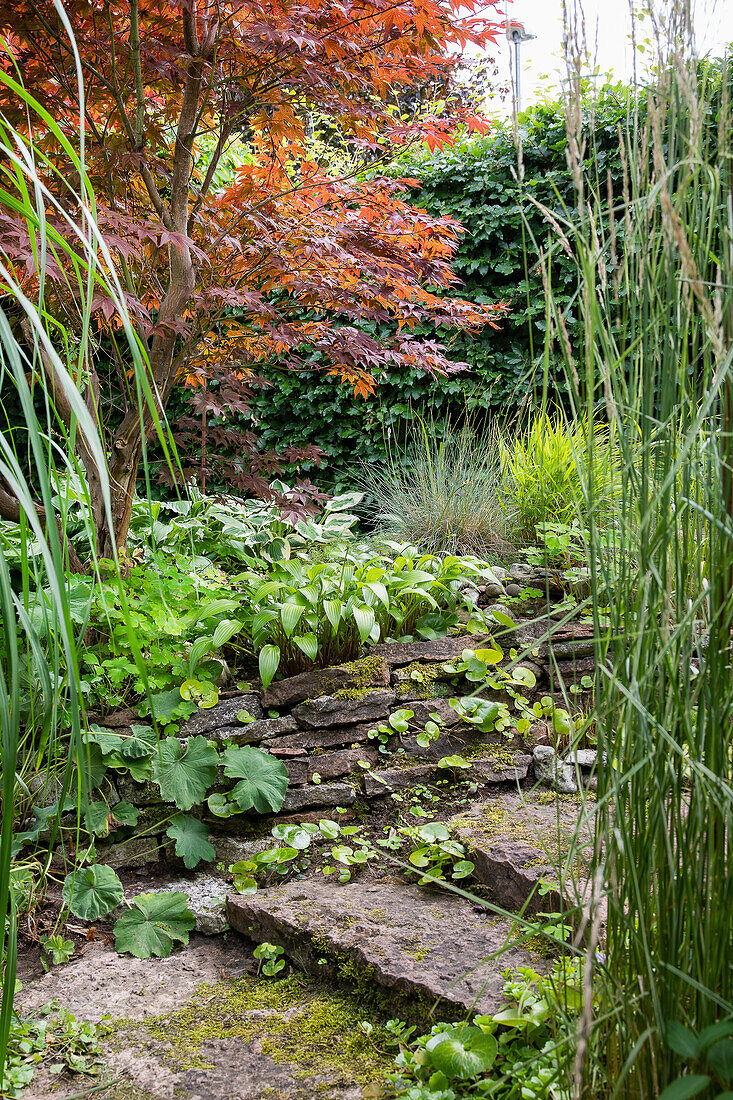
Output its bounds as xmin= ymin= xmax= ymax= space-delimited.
xmin=235 ymin=88 xmax=633 ymax=492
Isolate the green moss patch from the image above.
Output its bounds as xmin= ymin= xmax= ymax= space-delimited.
xmin=122 ymin=975 xmax=389 ymax=1088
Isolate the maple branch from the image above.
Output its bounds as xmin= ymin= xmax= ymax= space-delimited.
xmin=210 ymin=145 xmax=396 ymax=252
xmin=129 ymin=0 xmax=145 ymax=147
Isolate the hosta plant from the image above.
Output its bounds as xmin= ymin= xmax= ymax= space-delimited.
xmin=242 ymin=545 xmax=497 ymax=687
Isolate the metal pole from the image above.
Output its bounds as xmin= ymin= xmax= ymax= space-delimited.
xmin=514 ymin=34 xmax=521 ymax=111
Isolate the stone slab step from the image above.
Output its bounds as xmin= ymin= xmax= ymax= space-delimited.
xmin=370 ymin=635 xmax=490 ymax=668
xmin=227 ymin=878 xmax=542 ymax=1023
xmin=361 ymin=753 xmax=532 ymax=798
xmin=262 ymin=657 xmax=390 ymax=708
xmin=449 ymin=789 xmax=595 ymax=917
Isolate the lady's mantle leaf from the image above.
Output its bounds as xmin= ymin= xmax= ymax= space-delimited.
xmin=166 ymin=814 xmax=216 ymax=869
xmin=221 ymin=746 xmax=289 ymax=814
xmin=113 ymin=892 xmax=196 ymax=958
xmin=151 ymin=736 xmax=218 ymax=810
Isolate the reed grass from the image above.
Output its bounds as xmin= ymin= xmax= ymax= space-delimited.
xmin=543 ymin=7 xmax=733 ymax=1094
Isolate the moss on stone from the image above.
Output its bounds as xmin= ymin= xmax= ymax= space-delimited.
xmin=394 ymin=662 xmax=446 ymax=700
xmin=125 ymin=975 xmax=389 ymax=1088
xmin=328 ymin=655 xmax=387 ymax=701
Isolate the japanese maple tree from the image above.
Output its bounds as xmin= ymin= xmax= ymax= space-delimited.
xmin=0 ymin=0 xmax=505 ymax=558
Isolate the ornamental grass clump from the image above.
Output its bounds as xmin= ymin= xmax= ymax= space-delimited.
xmin=500 ymin=413 xmax=619 ymax=540
xmin=359 ymin=419 xmax=509 ymax=557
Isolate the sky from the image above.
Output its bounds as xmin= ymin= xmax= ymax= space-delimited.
xmin=480 ymin=0 xmax=733 ymax=114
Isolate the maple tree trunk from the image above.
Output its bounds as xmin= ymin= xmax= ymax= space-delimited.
xmin=95 ymin=8 xmax=208 ymax=557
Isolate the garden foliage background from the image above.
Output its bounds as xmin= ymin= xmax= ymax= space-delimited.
xmin=215 ymin=87 xmax=632 ymax=492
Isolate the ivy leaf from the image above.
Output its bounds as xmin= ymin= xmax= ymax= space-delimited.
xmin=62 ymin=864 xmax=124 ymax=920
xmin=166 ymin=814 xmax=216 ymax=869
xmin=113 ymin=892 xmax=196 ymax=959
xmin=151 ymin=736 xmax=218 ymax=811
xmin=221 ymin=746 xmax=289 ymax=813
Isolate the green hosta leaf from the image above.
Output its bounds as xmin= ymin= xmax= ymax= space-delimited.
xmin=426 ymin=1026 xmax=498 ymax=1081
xmin=251 ymin=609 xmax=277 ymax=644
xmin=293 ymin=633 xmax=319 ymax=661
xmin=221 ymin=746 xmax=289 ymax=813
xmin=62 ymin=864 xmax=124 ymax=921
xmin=212 ymin=618 xmax=243 ymax=648
xmin=259 ymin=644 xmax=281 ymax=690
xmin=187 ymin=636 xmax=214 ymax=676
xmin=280 ymin=602 xmax=305 ymax=638
xmin=166 ymin=814 xmax=216 ymax=869
xmin=352 ymin=604 xmax=375 ymax=643
xmin=323 ymin=599 xmax=342 ymax=630
xmin=151 ymin=736 xmax=219 ymax=811
xmin=114 ymin=892 xmax=196 ymax=959
xmin=657 ymin=1078 xmax=711 ymax=1100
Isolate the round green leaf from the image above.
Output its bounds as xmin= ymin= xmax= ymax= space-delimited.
xmin=166 ymin=814 xmax=216 ymax=869
xmin=114 ymin=891 xmax=196 ymax=959
xmin=426 ymin=1026 xmax=498 ymax=1081
xmin=62 ymin=864 xmax=124 ymax=921
xmin=417 ymin=822 xmax=450 ymax=843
